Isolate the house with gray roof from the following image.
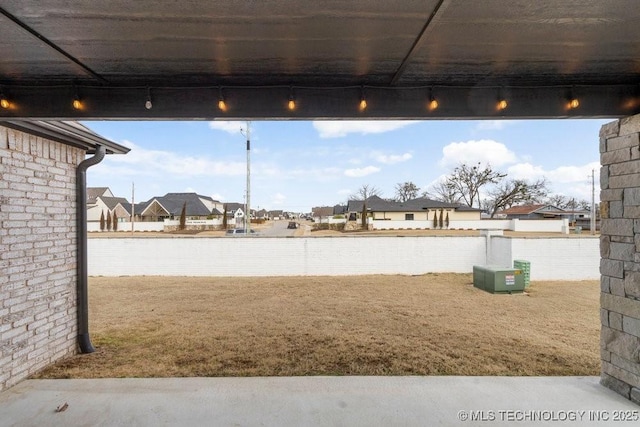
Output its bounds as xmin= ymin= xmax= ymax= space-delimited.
xmin=346 ymin=195 xmax=481 ymax=228
xmin=135 ymin=193 xmax=222 ymax=222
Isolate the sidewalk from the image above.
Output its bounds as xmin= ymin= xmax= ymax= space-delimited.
xmin=0 ymin=376 xmax=637 ymax=426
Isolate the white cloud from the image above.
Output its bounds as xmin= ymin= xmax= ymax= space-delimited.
xmin=208 ymin=121 xmax=244 ymax=134
xmin=271 ymin=193 xmax=286 ymax=205
xmin=344 ymin=166 xmax=381 ymax=177
xmin=507 ymin=162 xmax=599 ymax=185
xmin=313 ymin=120 xmax=417 ymax=138
xmin=98 ymin=140 xmax=245 ymax=177
xmin=474 ymin=120 xmax=520 ymax=131
xmin=210 ymin=193 xmax=224 ymax=201
xmin=506 ymin=161 xmax=600 ymax=201
xmin=372 ymin=151 xmax=413 ymax=164
xmin=439 ymin=139 xmax=517 ymax=169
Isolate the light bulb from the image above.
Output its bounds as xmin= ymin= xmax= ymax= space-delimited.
xmin=497 ymin=99 xmax=508 ymax=110
xmin=428 ymin=98 xmax=439 ymax=111
xmin=145 ymin=99 xmax=152 ymax=110
xmin=72 ymin=98 xmax=82 ymax=110
xmin=359 ymin=98 xmax=367 ymax=111
xmin=0 ymin=97 xmax=9 ymax=109
xmin=218 ymin=99 xmax=227 ymax=112
xmin=568 ymin=98 xmax=579 ymax=109
xmin=288 ymin=99 xmax=296 ymax=111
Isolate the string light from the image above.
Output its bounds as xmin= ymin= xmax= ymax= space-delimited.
xmin=359 ymin=86 xmax=367 ymax=111
xmin=145 ymin=88 xmax=152 ymax=110
xmin=568 ymin=98 xmax=579 ymax=109
xmin=218 ymin=87 xmax=227 ymax=112
xmin=428 ymin=88 xmax=438 ymax=111
xmin=72 ymin=96 xmax=82 ymax=110
xmin=72 ymin=85 xmax=82 ymax=110
xmin=0 ymin=90 xmax=9 ymax=109
xmin=287 ymin=87 xmax=296 ymax=111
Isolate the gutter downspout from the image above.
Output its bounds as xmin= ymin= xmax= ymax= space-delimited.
xmin=76 ymin=145 xmax=106 ymax=353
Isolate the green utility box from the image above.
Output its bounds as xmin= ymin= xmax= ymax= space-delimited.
xmin=513 ymin=260 xmax=531 ymax=289
xmin=473 ymin=265 xmax=525 ymax=294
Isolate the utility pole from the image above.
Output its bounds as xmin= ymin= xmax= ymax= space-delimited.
xmin=591 ymin=169 xmax=596 ymax=235
xmin=240 ymin=121 xmax=251 ymax=235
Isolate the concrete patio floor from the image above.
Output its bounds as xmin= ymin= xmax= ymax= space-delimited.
xmin=0 ymin=376 xmax=637 ymax=426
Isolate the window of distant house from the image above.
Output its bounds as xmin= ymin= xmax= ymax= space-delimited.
xmin=405 ymin=213 xmax=414 ymax=220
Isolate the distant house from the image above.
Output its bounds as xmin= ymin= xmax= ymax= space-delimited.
xmin=497 ymin=204 xmax=565 ymax=220
xmin=268 ymin=210 xmax=284 ymax=220
xmin=255 ymin=209 xmax=269 ymax=220
xmin=346 ymin=195 xmax=481 ymax=223
xmin=311 ymin=206 xmax=334 ymax=219
xmin=498 ymin=203 xmax=593 ymax=225
xmin=135 ymin=193 xmax=222 ymax=222
xmin=224 ymin=202 xmax=246 ymax=221
xmin=87 ymin=187 xmax=131 ymax=223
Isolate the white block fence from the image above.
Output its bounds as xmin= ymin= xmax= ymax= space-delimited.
xmin=88 ymin=234 xmax=599 ymax=280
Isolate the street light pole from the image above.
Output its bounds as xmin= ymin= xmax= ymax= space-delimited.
xmin=591 ymin=169 xmax=596 ymax=235
xmin=241 ymin=121 xmax=251 ymax=235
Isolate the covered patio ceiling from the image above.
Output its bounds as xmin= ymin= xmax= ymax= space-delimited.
xmin=0 ymin=0 xmax=638 ymax=120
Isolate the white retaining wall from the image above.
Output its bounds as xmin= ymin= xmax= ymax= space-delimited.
xmin=88 ymin=235 xmax=599 ymax=279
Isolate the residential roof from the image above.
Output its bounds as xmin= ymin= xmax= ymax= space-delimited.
xmin=87 ymin=187 xmax=111 ymax=204
xmin=137 ymin=193 xmax=216 ymax=217
xmin=498 ymin=204 xmax=562 ymax=215
xmin=0 ymin=121 xmax=129 ymax=155
xmin=312 ymin=206 xmax=334 ymax=217
xmin=99 ymin=196 xmax=130 ymax=211
xmin=225 ymin=203 xmax=245 ymax=212
xmin=347 ymin=196 xmax=481 ymax=213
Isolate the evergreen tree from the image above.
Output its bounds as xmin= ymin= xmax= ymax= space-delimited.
xmin=99 ymin=210 xmax=105 ymax=232
xmin=433 ymin=211 xmax=437 ymax=229
xmin=113 ymin=211 xmax=118 ymax=231
xmin=106 ymin=210 xmax=112 ymax=231
xmin=222 ymin=204 xmax=228 ymax=229
xmin=361 ymin=202 xmax=367 ymax=229
xmin=445 ymin=212 xmax=450 ymax=229
xmin=179 ymin=201 xmax=187 ymax=230
xmin=438 ymin=209 xmax=444 ymax=229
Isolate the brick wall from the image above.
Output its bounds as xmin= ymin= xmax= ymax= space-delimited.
xmin=599 ymin=114 xmax=640 ymax=404
xmin=0 ymin=125 xmax=83 ymax=391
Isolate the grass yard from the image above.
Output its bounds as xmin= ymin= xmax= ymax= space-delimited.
xmin=34 ymin=274 xmax=600 ymax=379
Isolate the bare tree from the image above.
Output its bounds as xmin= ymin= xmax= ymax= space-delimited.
xmin=424 ymin=181 xmax=463 ymax=204
xmin=394 ymin=181 xmax=420 ymax=202
xmin=486 ymin=178 xmax=548 ymax=218
xmin=352 ymin=184 xmax=381 ymax=201
xmin=545 ymin=195 xmax=589 ymax=211
xmin=444 ymin=163 xmax=506 ymax=208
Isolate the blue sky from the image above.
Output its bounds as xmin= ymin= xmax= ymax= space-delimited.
xmin=84 ymin=119 xmax=610 ymax=213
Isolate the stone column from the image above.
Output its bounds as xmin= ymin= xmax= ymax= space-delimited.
xmin=599 ymin=114 xmax=640 ymax=404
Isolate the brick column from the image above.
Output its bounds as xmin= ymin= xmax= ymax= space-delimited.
xmin=0 ymin=126 xmax=83 ymax=391
xmin=600 ymin=114 xmax=640 ymax=404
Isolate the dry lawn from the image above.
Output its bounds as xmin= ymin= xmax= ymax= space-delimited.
xmin=35 ymin=274 xmax=600 ymax=379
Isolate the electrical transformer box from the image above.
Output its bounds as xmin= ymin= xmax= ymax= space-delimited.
xmin=473 ymin=265 xmax=525 ymax=294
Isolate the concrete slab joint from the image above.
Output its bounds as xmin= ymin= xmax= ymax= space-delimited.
xmin=600 ymin=113 xmax=640 ymax=403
